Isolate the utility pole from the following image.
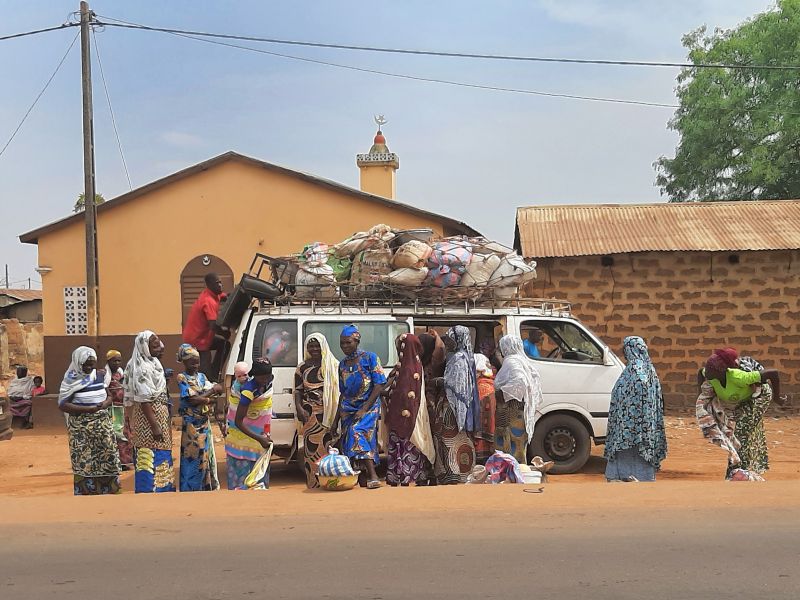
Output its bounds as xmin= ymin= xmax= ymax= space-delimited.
xmin=80 ymin=1 xmax=99 ymax=340
xmin=4 ymin=264 xmax=8 ymax=288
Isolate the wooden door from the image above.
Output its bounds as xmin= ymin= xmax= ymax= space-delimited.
xmin=180 ymin=255 xmax=235 ymax=326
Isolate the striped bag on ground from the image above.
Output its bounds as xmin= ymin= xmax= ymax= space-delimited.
xmin=318 ymin=447 xmax=357 ymax=477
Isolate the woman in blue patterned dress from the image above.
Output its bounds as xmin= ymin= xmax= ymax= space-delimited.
xmin=331 ymin=324 xmax=387 ymax=489
xmin=604 ymin=336 xmax=667 ymax=482
xmin=176 ymin=343 xmax=223 ymax=492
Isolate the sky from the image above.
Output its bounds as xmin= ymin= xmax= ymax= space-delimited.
xmin=0 ymin=0 xmax=776 ymax=288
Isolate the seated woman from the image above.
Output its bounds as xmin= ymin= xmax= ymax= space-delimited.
xmin=699 ymin=348 xmax=781 ymax=479
xmin=58 ymin=347 xmax=120 ymax=495
xmin=176 ymin=344 xmax=223 ymax=492
xmin=8 ymin=366 xmax=35 ymax=430
xmin=331 ymin=324 xmax=387 ymax=489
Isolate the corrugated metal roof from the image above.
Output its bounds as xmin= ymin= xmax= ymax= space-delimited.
xmin=515 ymin=200 xmax=800 ymax=258
xmin=0 ymin=289 xmax=42 ymax=302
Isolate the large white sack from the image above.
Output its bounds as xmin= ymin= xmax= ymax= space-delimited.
xmin=488 ymin=253 xmax=537 ymax=288
xmin=295 ymin=266 xmax=337 ymax=298
xmin=461 ymin=253 xmax=502 ymax=287
xmin=384 ymin=267 xmax=429 ymax=286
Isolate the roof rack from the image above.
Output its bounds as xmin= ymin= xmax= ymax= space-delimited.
xmin=246 ymin=253 xmax=571 ymax=316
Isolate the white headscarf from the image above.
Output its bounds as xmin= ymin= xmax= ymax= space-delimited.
xmin=495 ymin=335 xmax=542 ymax=440
xmin=474 ymin=353 xmax=494 ymax=378
xmin=58 ymin=346 xmax=97 ymax=406
xmin=123 ymin=330 xmax=166 ymax=405
xmin=303 ymin=333 xmax=340 ymax=428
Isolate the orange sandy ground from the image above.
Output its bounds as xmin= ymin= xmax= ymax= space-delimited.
xmin=0 ymin=417 xmax=800 ymax=523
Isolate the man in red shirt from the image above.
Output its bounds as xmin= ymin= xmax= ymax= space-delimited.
xmin=183 ymin=273 xmax=229 ymax=379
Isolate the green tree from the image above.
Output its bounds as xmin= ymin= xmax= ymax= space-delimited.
xmin=655 ymin=0 xmax=800 ymax=202
xmin=73 ymin=192 xmax=106 ymax=213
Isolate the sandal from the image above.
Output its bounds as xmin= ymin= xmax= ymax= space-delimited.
xmin=366 ymin=479 xmax=381 ymax=490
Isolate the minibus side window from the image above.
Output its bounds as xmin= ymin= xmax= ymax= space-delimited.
xmin=252 ymin=320 xmax=299 ymax=367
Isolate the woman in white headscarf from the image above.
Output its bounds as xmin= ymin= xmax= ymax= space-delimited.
xmin=58 ymin=346 xmax=120 ymax=495
xmin=124 ymin=330 xmax=174 ymax=493
xmin=294 ymin=333 xmax=340 ymax=488
xmin=494 ymin=335 xmax=542 ymax=464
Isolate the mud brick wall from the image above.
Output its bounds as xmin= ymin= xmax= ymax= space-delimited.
xmin=527 ymin=250 xmax=800 ymax=411
xmin=0 ymin=319 xmax=44 ymax=396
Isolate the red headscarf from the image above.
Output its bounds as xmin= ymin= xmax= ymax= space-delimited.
xmin=704 ymin=353 xmax=729 ymax=380
xmin=386 ymin=334 xmax=424 ymax=439
xmin=713 ymin=347 xmax=739 ymax=369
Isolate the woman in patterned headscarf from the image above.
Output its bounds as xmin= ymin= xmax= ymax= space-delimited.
xmin=176 ymin=343 xmax=223 ymax=492
xmin=494 ymin=335 xmax=542 ymax=464
xmin=125 ymin=331 xmax=175 ymax=493
xmin=604 ymin=337 xmax=667 ymax=482
xmin=295 ymin=333 xmax=340 ymax=488
xmin=427 ymin=326 xmax=477 ymax=485
xmin=385 ymin=334 xmax=435 ymax=486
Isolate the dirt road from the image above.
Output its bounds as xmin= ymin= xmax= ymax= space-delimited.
xmin=2 ymin=415 xmax=800 ymax=598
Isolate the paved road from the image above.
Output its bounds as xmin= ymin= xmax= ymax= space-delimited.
xmin=4 ymin=503 xmax=799 ymax=599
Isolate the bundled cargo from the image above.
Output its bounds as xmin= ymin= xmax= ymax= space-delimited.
xmin=271 ymin=226 xmax=536 ymax=302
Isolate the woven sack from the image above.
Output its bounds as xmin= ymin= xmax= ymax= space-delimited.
xmin=351 ymin=245 xmax=393 ymax=284
xmin=392 ymin=240 xmax=433 ymax=269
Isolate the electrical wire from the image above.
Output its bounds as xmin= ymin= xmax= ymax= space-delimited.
xmin=95 ymin=16 xmax=800 ymax=72
xmin=124 ymin=25 xmax=681 ymax=109
xmin=93 ymin=15 xmax=800 ymax=114
xmin=0 ymin=23 xmax=78 ymax=42
xmin=0 ymin=30 xmax=80 ymax=159
xmin=92 ymin=28 xmax=133 ymax=189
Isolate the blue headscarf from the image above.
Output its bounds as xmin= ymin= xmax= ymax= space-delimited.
xmin=604 ymin=337 xmax=667 ymax=469
xmin=341 ymin=324 xmax=361 ymax=340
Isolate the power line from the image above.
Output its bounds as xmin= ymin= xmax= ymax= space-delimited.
xmin=0 ymin=30 xmax=80 ymax=159
xmin=95 ymin=16 xmax=800 ymax=72
xmin=120 ymin=24 xmax=681 ymax=109
xmin=0 ymin=23 xmax=78 ymax=42
xmin=92 ymin=28 xmax=133 ymax=189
